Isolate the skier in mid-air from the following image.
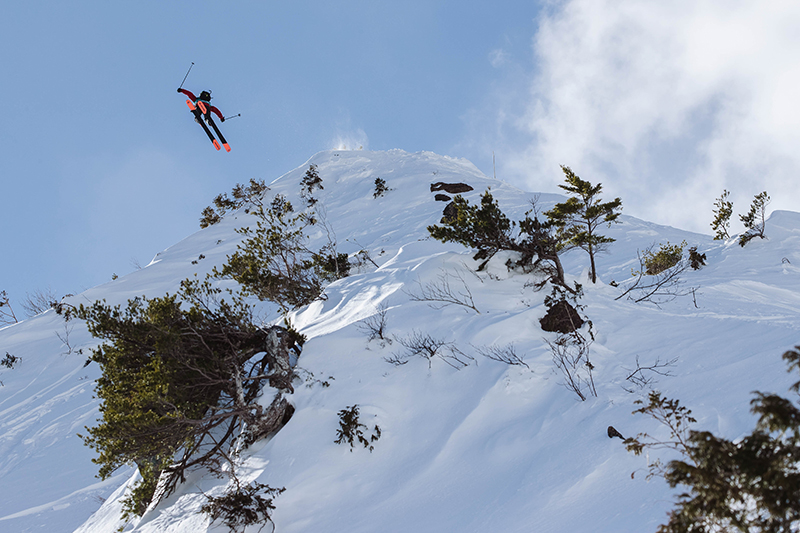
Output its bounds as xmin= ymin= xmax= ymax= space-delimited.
xmin=177 ymin=88 xmax=230 ymax=152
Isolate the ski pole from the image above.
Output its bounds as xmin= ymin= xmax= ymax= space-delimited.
xmin=224 ymin=113 xmax=241 ymax=121
xmin=179 ymin=62 xmax=194 ymax=89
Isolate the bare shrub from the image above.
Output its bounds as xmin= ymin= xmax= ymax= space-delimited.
xmin=547 ymin=325 xmax=596 ymax=401
xmin=55 ymin=322 xmax=82 ymax=356
xmin=474 ymin=343 xmax=529 ymax=369
xmin=393 ymin=330 xmax=449 ymax=366
xmin=406 ymin=269 xmax=480 ymax=314
xmin=439 ymin=345 xmax=475 ymax=369
xmin=357 ymin=302 xmax=391 ymax=345
xmin=615 ymin=243 xmax=695 ymax=306
xmin=622 ymin=355 xmax=678 ymax=392
xmin=389 ymin=330 xmax=474 ymax=369
xmin=22 ymin=287 xmax=58 ymax=317
xmin=0 ymin=291 xmax=18 ymax=325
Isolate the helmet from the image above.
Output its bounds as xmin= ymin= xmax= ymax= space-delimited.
xmin=199 ymin=90 xmax=212 ymax=101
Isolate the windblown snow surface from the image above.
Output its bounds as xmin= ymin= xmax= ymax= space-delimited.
xmin=2 ymin=150 xmax=799 ymax=533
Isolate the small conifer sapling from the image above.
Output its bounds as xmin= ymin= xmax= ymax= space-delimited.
xmin=738 ymin=191 xmax=770 ymax=247
xmin=710 ymin=189 xmax=733 ymax=240
xmin=544 ymin=166 xmax=622 ymax=283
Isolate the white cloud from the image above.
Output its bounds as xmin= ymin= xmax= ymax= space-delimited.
xmin=489 ymin=48 xmax=509 ymax=68
xmin=498 ymin=0 xmax=800 ymax=233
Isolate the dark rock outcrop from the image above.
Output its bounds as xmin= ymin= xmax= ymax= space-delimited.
xmin=539 ymin=300 xmax=584 ymax=334
xmin=607 ymin=426 xmax=625 ymax=439
xmin=430 ymin=182 xmax=474 ymax=194
xmin=441 ymin=201 xmax=458 ymax=224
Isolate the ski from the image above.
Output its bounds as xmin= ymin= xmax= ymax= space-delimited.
xmin=186 ymin=100 xmax=220 ymax=150
xmin=205 ymin=116 xmax=231 ymax=152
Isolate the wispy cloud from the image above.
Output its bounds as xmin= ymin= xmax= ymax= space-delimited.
xmin=489 ymin=48 xmax=509 ymax=68
xmin=486 ymin=0 xmax=800 ymax=233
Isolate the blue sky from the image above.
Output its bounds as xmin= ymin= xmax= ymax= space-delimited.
xmin=2 ymin=1 xmax=799 ymax=313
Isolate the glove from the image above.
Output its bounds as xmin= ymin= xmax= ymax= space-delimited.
xmin=221 ymin=117 xmax=225 ymax=123
xmin=177 ymin=88 xmax=182 ymax=93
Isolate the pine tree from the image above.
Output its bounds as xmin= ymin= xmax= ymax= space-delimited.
xmin=216 ymin=193 xmax=350 ymax=312
xmin=626 ymin=346 xmax=800 ymax=532
xmin=300 ymin=164 xmax=323 ymax=207
xmin=216 ymin=195 xmax=324 ymax=311
xmin=739 ymin=191 xmax=770 ymax=247
xmin=710 ymin=189 xmax=733 ymax=240
xmin=427 ymin=191 xmax=571 ymax=290
xmin=545 ymin=166 xmax=622 ymax=283
xmin=427 ymin=191 xmax=514 ymax=266
xmin=75 ymin=280 xmax=298 ymax=518
xmin=200 ymin=178 xmax=269 ymax=228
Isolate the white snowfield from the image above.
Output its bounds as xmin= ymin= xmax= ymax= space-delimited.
xmin=1 ymin=150 xmax=798 ymax=533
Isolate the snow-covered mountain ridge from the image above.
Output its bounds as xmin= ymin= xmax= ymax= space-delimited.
xmin=1 ymin=149 xmax=799 ymax=532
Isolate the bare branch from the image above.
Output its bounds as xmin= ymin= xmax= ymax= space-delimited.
xmin=405 ymin=269 xmax=480 ymax=314
xmin=622 ymin=355 xmax=678 ymax=391
xmin=356 ymin=301 xmax=391 ymax=344
xmin=615 ymin=245 xmax=695 ymax=306
xmin=0 ymin=290 xmax=18 ymax=325
xmin=473 ymin=343 xmax=530 ymax=369
xmin=390 ymin=330 xmax=468 ymax=368
xmin=547 ymin=326 xmax=596 ymax=401
xmin=22 ymin=287 xmax=59 ymax=317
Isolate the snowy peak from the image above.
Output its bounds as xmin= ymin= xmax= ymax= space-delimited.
xmin=1 ymin=150 xmax=799 ymax=533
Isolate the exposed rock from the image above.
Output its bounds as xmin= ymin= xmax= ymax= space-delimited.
xmin=243 ymin=395 xmax=295 ymax=446
xmin=539 ymin=300 xmax=584 ymax=334
xmin=430 ymin=182 xmax=474 ymax=194
xmin=263 ymin=326 xmax=299 ymax=393
xmin=441 ymin=201 xmax=458 ymax=224
xmin=241 ymin=325 xmax=300 ymax=446
xmin=434 ymin=193 xmax=451 ymax=202
xmin=607 ymin=426 xmax=625 ymax=439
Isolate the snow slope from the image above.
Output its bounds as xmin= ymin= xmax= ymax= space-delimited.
xmin=1 ymin=149 xmax=799 ymax=532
